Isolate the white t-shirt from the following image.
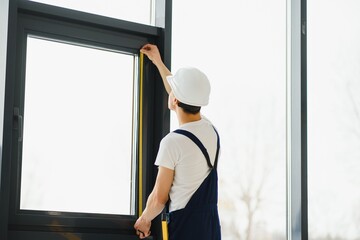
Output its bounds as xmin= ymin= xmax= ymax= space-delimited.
xmin=155 ymin=116 xmax=219 ymax=212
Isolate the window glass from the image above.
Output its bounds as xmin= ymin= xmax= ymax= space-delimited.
xmin=27 ymin=0 xmax=154 ymax=26
xmin=20 ymin=36 xmax=137 ymax=215
xmin=308 ymin=1 xmax=360 ymax=239
xmin=0 ymin=0 xmax=9 ymax=149
xmin=172 ymin=1 xmax=286 ymax=239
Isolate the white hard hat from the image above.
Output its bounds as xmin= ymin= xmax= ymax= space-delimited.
xmin=166 ymin=67 xmax=211 ymax=107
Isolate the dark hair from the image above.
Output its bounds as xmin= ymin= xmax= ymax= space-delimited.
xmin=177 ymin=101 xmax=201 ymax=114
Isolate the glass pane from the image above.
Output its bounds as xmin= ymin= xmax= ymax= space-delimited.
xmin=172 ymin=1 xmax=286 ymax=239
xmin=308 ymin=1 xmax=360 ymax=239
xmin=0 ymin=0 xmax=9 ymax=149
xmin=20 ymin=36 xmax=136 ymax=215
xmin=28 ymin=0 xmax=153 ymax=26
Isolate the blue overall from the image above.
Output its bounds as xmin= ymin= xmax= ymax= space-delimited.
xmin=168 ymin=128 xmax=221 ymax=240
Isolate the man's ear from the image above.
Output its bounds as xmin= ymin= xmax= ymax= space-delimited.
xmin=173 ymin=98 xmax=179 ymax=105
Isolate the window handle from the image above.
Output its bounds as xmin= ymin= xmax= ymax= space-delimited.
xmin=13 ymin=107 xmax=23 ymax=142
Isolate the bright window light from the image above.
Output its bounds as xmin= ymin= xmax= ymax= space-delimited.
xmin=27 ymin=0 xmax=155 ymax=26
xmin=20 ymin=36 xmax=137 ymax=215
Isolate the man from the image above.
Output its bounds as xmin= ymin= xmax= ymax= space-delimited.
xmin=134 ymin=44 xmax=221 ymax=240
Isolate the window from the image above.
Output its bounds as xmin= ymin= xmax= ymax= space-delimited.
xmin=20 ymin=36 xmax=137 ymax=215
xmin=0 ymin=0 xmax=171 ymax=237
xmin=308 ymin=1 xmax=360 ymax=239
xmin=0 ymin=0 xmax=8 ymax=147
xmin=27 ymin=0 xmax=156 ymax=26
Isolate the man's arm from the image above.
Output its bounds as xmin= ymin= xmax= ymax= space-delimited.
xmin=140 ymin=44 xmax=172 ymax=94
xmin=134 ymin=166 xmax=174 ymax=238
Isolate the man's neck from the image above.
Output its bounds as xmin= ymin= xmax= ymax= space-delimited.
xmin=177 ymin=111 xmax=201 ymax=126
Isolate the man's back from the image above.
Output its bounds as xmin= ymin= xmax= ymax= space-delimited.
xmin=155 ymin=116 xmax=218 ymax=212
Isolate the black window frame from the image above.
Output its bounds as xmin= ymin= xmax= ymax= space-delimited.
xmin=0 ymin=0 xmax=172 ymax=239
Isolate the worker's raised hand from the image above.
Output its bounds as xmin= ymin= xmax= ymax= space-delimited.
xmin=140 ymin=43 xmax=172 ymax=94
xmin=140 ymin=44 xmax=162 ymax=66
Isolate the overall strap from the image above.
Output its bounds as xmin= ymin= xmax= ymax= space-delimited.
xmin=213 ymin=127 xmax=220 ymax=170
xmin=173 ymin=128 xmax=220 ymax=169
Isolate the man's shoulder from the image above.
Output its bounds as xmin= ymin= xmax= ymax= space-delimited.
xmin=161 ymin=131 xmax=184 ymax=146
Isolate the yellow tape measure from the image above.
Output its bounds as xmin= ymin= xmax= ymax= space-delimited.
xmin=139 ymin=52 xmax=144 ymax=216
xmin=161 ymin=212 xmax=169 ymax=240
xmin=139 ymin=52 xmax=168 ymax=239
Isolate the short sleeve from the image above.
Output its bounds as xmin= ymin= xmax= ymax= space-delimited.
xmin=154 ymin=134 xmax=179 ymax=170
